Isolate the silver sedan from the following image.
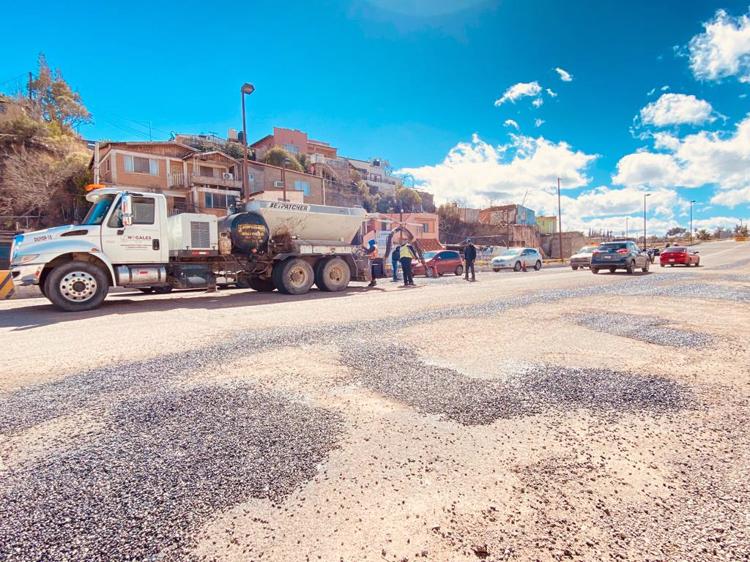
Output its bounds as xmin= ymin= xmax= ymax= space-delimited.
xmin=491 ymin=248 xmax=543 ymax=272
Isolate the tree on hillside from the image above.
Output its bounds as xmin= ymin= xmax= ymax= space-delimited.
xmin=0 ymin=55 xmax=92 ymax=226
xmin=395 ymin=187 xmax=422 ymax=212
xmin=696 ymin=229 xmax=711 ymax=241
xmin=28 ymin=54 xmax=91 ymax=133
xmin=666 ymin=226 xmax=687 ymax=237
xmin=261 ymin=146 xmax=304 ymax=172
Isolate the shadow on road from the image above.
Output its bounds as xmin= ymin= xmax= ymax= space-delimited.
xmin=1 ymin=285 xmax=373 ymax=331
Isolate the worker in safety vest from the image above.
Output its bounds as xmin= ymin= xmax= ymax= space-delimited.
xmin=365 ymin=239 xmax=379 ymax=287
xmin=399 ymin=239 xmax=417 ymax=287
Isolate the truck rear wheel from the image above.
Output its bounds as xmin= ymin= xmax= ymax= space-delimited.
xmin=248 ymin=277 xmax=276 ymax=292
xmin=44 ymin=261 xmax=109 ymax=312
xmin=315 ymin=257 xmax=351 ymax=292
xmin=273 ymin=258 xmax=314 ymax=295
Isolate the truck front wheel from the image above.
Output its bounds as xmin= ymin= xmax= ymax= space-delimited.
xmin=273 ymin=258 xmax=314 ymax=295
xmin=315 ymin=257 xmax=351 ymax=292
xmin=44 ymin=261 xmax=109 ymax=312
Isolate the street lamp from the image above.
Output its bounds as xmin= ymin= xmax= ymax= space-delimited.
xmin=240 ymin=83 xmax=255 ymax=198
xmin=689 ymin=200 xmax=696 ymax=243
xmin=643 ymin=193 xmax=651 ymax=250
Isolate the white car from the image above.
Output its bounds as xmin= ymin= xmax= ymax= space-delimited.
xmin=491 ymin=248 xmax=543 ymax=272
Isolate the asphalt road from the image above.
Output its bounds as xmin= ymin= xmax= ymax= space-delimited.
xmin=1 ymin=240 xmax=748 ymax=561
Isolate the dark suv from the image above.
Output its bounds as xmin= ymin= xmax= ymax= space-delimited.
xmin=590 ymin=241 xmax=650 ymax=274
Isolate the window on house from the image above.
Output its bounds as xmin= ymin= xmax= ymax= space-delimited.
xmin=421 ymin=222 xmax=431 ymax=233
xmin=124 ymin=155 xmax=159 ymax=175
xmin=293 ymin=180 xmax=310 ymax=195
xmin=283 ymin=143 xmax=299 ymax=154
xmin=204 ymin=192 xmax=239 ymax=209
xmin=199 ymin=166 xmax=215 ymax=178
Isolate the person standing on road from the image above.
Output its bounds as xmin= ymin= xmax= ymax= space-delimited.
xmin=390 ymin=243 xmax=401 ymax=282
xmin=365 ymin=239 xmax=379 ymax=287
xmin=463 ymin=238 xmax=477 ymax=282
xmin=399 ymin=239 xmax=416 ymax=287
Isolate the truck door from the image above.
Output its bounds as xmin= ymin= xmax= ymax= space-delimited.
xmin=101 ymin=194 xmax=165 ymax=264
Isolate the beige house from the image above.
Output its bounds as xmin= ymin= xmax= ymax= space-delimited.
xmin=96 ymin=141 xmax=242 ymax=216
xmin=95 ymin=141 xmax=328 ymax=214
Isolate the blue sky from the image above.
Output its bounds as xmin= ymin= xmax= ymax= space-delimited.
xmin=2 ymin=0 xmax=749 ymax=234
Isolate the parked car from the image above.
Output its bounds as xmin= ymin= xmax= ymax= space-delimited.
xmin=590 ymin=241 xmax=650 ymax=274
xmin=491 ymin=247 xmax=543 ymax=272
xmin=660 ymin=246 xmax=700 ymax=267
xmin=569 ymin=245 xmax=599 ymax=270
xmin=411 ymin=250 xmax=464 ymax=277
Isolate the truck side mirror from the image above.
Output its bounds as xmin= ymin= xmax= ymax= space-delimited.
xmin=121 ymin=194 xmax=134 ymax=227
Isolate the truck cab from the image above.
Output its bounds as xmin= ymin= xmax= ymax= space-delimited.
xmin=10 ymin=188 xmax=173 ymax=311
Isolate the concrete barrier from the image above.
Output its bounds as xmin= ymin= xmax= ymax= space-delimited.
xmin=0 ymin=270 xmax=14 ymax=300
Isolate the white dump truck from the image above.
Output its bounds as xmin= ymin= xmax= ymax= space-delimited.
xmin=8 ymin=187 xmax=372 ymax=311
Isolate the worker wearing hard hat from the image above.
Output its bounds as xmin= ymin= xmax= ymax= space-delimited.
xmin=365 ymin=239 xmax=379 ymax=287
xmin=399 ymin=239 xmax=417 ymax=287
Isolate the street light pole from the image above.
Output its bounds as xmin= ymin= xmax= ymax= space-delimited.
xmin=690 ymin=200 xmax=696 ymax=243
xmin=643 ymin=193 xmax=651 ymax=250
xmin=625 ymin=216 xmax=629 ymax=239
xmin=240 ymin=83 xmax=255 ymax=199
xmin=557 ymin=177 xmax=563 ymax=259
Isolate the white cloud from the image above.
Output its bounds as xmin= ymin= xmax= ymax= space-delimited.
xmin=639 ymin=93 xmax=715 ymax=127
xmin=647 ymin=87 xmax=656 ymax=96
xmin=688 ymin=9 xmax=750 ymax=82
xmin=534 ymin=118 xmax=545 ymax=127
xmin=554 ymin=67 xmax=573 ymax=82
xmin=661 ymin=85 xmax=670 ymax=91
xmin=396 ymin=133 xmax=596 ymax=208
xmin=532 ymin=97 xmax=544 ymax=108
xmin=710 ymin=186 xmax=750 ymax=207
xmin=494 ymin=81 xmax=542 ymax=105
xmin=503 ymin=119 xmax=519 ymax=130
xmin=614 ymin=115 xmax=750 ymax=207
xmin=546 ymin=88 xmax=557 ymax=97
xmin=692 ymin=215 xmax=746 ymax=231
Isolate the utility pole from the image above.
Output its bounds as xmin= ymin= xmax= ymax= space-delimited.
xmin=689 ymin=200 xmax=696 ymax=243
xmin=93 ymin=142 xmax=100 ymax=184
xmin=240 ymin=83 xmax=255 ymax=200
xmin=643 ymin=193 xmax=651 ymax=250
xmin=557 ymin=177 xmax=563 ymax=259
xmin=625 ymin=216 xmax=629 ymax=239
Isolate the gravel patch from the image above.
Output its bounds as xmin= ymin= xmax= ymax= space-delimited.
xmin=629 ymin=282 xmax=750 ymax=303
xmin=0 ymin=386 xmax=342 ymax=561
xmin=570 ymin=312 xmax=715 ymax=348
xmin=341 ymin=341 xmax=690 ymax=425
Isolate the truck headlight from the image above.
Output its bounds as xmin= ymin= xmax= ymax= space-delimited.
xmin=18 ymin=254 xmax=40 ymax=265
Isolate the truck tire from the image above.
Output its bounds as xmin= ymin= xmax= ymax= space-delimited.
xmin=273 ymin=258 xmax=314 ymax=295
xmin=315 ymin=257 xmax=351 ymax=292
xmin=248 ymin=277 xmax=276 ymax=292
xmin=44 ymin=261 xmax=109 ymax=312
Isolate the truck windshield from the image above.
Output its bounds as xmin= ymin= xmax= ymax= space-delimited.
xmin=82 ymin=195 xmax=115 ymax=225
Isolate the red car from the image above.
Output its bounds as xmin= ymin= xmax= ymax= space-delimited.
xmin=411 ymin=250 xmax=464 ymax=277
xmin=660 ymin=246 xmax=701 ymax=267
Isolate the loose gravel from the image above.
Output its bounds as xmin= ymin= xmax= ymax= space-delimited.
xmin=570 ymin=312 xmax=715 ymax=348
xmin=341 ymin=341 xmax=691 ymax=425
xmin=0 ymin=265 xmax=737 ymax=560
xmin=0 ymin=386 xmax=342 ymax=561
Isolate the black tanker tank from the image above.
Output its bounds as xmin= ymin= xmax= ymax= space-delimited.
xmin=219 ymin=212 xmax=270 ymax=254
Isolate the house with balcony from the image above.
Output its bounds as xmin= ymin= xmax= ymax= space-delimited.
xmin=95 ymin=141 xmax=244 ymax=216
xmin=94 ymin=140 xmax=331 ymax=212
